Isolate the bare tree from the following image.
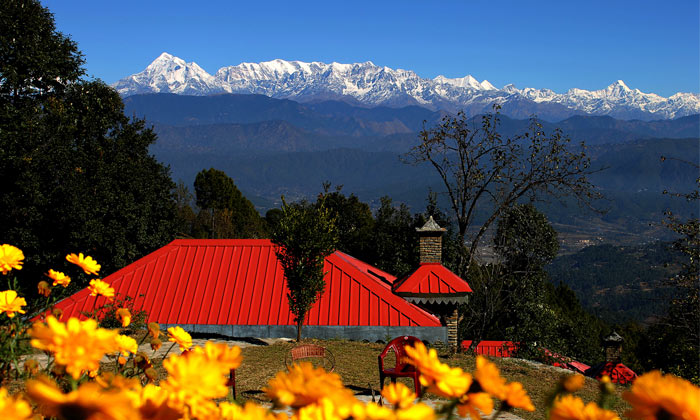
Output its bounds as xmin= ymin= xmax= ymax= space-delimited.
xmin=405 ymin=107 xmax=602 ymax=272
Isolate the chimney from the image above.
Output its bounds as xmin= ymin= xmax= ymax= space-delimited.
xmin=416 ymin=216 xmax=446 ymax=264
xmin=603 ymin=331 xmax=624 ymax=363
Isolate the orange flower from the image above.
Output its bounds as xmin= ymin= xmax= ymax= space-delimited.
xmin=114 ymin=334 xmax=138 ymax=357
xmin=501 ymin=381 xmax=535 ymax=412
xmin=551 ymin=394 xmax=620 ymax=420
xmin=29 ymin=316 xmax=119 ymax=379
xmin=0 ymin=387 xmax=32 ymax=420
xmin=264 ymin=362 xmax=350 ymax=409
xmin=147 ymin=322 xmax=160 ymax=338
xmin=196 ymin=341 xmax=243 ymax=371
xmin=66 ymin=252 xmax=101 ymax=275
xmin=26 ymin=378 xmax=137 ymax=420
xmin=130 ymin=383 xmax=182 ymax=420
xmin=403 ymin=341 xmax=471 ymax=398
xmin=166 ymin=326 xmax=192 ymax=351
xmin=0 ymin=244 xmax=24 ymax=275
xmin=457 ymin=391 xmax=493 ymax=419
xmin=87 ymin=279 xmax=115 ymax=300
xmin=37 ymin=281 xmax=51 ymax=297
xmin=474 ymin=355 xmax=507 ymax=399
xmin=47 ymin=269 xmax=71 ymax=287
xmin=150 ymin=338 xmax=162 ymax=351
xmin=0 ymin=290 xmax=27 ymax=318
xmin=162 ymin=350 xmax=229 ymax=407
xmin=624 ymin=370 xmax=700 ymax=420
xmin=563 ymin=374 xmax=586 ymax=393
xmin=382 ymin=382 xmax=416 ymax=409
xmin=116 ymin=308 xmax=131 ymax=328
xmin=219 ymin=401 xmax=287 ymax=420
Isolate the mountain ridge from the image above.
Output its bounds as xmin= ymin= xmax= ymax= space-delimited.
xmin=114 ymin=52 xmax=700 ymax=121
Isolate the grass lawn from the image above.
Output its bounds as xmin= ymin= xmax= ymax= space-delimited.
xmin=232 ymin=339 xmax=632 ymax=420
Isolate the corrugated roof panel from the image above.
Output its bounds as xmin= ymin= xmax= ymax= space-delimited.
xmin=46 ymin=239 xmax=442 ymax=328
xmin=393 ymin=263 xmax=472 ymax=296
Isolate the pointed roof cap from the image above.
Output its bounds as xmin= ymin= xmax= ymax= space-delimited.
xmin=393 ymin=263 xmax=471 ymax=304
xmin=416 ymin=216 xmax=446 ymax=233
xmin=604 ymin=331 xmax=624 ymax=344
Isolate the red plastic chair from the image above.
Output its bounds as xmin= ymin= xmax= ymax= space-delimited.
xmin=378 ymin=336 xmax=422 ymax=396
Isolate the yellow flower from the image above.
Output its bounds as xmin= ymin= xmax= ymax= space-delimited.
xmin=403 ymin=341 xmax=471 ymax=398
xmin=66 ymin=252 xmax=101 ymax=275
xmin=264 ymin=362 xmax=350 ymax=409
xmin=0 ymin=290 xmax=27 ymax=318
xmin=0 ymin=244 xmax=24 ymax=275
xmin=128 ymin=383 xmax=182 ymax=420
xmin=624 ymin=370 xmax=700 ymax=420
xmin=48 ymin=269 xmax=71 ymax=287
xmin=563 ymin=374 xmax=586 ymax=393
xmin=457 ymin=391 xmax=493 ymax=419
xmin=195 ymin=340 xmax=243 ymax=371
xmin=29 ymin=316 xmax=119 ymax=379
xmin=148 ymin=322 xmax=161 ymax=338
xmin=26 ymin=377 xmax=138 ymax=420
xmin=395 ymin=402 xmax=436 ymax=420
xmin=115 ymin=334 xmax=138 ymax=357
xmin=220 ymin=401 xmax=288 ymax=420
xmin=381 ymin=382 xmax=415 ymax=409
xmin=501 ymin=381 xmax=535 ymax=412
xmin=473 ymin=355 xmax=507 ymax=399
xmin=293 ymin=398 xmax=343 ymax=420
xmin=37 ymin=280 xmax=51 ymax=297
xmin=166 ymin=326 xmax=192 ymax=351
xmin=88 ymin=278 xmax=115 ymax=300
xmin=116 ymin=307 xmax=131 ymax=328
xmin=0 ymin=387 xmax=32 ymax=420
xmin=162 ymin=350 xmax=229 ymax=407
xmin=351 ymin=401 xmax=394 ymax=420
xmin=551 ymin=394 xmax=620 ymax=420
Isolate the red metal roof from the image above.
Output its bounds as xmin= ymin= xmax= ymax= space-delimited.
xmin=393 ymin=263 xmax=472 ymax=295
xmin=585 ymin=362 xmax=637 ymax=384
xmin=461 ymin=340 xmax=520 ymax=357
xmin=49 ymin=239 xmax=440 ymax=327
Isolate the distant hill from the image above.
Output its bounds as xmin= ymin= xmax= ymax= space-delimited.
xmin=546 ymin=242 xmax=683 ymax=324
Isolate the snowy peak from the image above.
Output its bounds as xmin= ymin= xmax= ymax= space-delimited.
xmin=113 ymin=53 xmax=700 ymax=120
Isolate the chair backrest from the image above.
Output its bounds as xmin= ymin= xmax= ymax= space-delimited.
xmin=286 ymin=344 xmax=335 ymax=372
xmin=379 ymin=336 xmax=422 ymax=371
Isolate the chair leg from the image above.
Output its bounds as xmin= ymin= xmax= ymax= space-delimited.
xmin=413 ymin=375 xmax=421 ymax=397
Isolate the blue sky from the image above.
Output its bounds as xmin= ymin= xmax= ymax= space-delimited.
xmin=44 ymin=0 xmax=699 ymax=97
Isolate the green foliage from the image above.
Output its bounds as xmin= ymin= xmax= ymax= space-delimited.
xmin=495 ymin=203 xmax=559 ymax=271
xmin=184 ymin=168 xmax=267 ymax=239
xmin=371 ymin=196 xmax=420 ymax=277
xmin=271 ymin=196 xmax=339 ymax=341
xmin=0 ymin=0 xmax=177 ymax=289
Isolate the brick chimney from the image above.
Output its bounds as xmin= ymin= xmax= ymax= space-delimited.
xmin=416 ymin=216 xmax=447 ymax=264
xmin=603 ymin=331 xmax=624 ymax=363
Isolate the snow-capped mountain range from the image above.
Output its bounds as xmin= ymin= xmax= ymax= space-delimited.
xmin=114 ymin=52 xmax=700 ymax=120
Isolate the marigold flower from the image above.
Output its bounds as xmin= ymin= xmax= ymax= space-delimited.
xmin=47 ymin=269 xmax=71 ymax=287
xmin=0 ymin=387 xmax=32 ymax=420
xmin=0 ymin=290 xmax=27 ymax=318
xmin=167 ymin=326 xmax=192 ymax=351
xmin=26 ymin=378 xmax=138 ymax=420
xmin=66 ymin=252 xmax=101 ymax=275
xmin=624 ymin=370 xmax=700 ymax=420
xmin=115 ymin=334 xmax=138 ymax=357
xmin=162 ymin=350 xmax=230 ymax=407
xmin=116 ymin=307 xmax=131 ymax=328
xmin=129 ymin=384 xmax=182 ymax=420
xmin=87 ymin=278 xmax=115 ymax=300
xmin=264 ymin=362 xmax=350 ymax=409
xmin=148 ymin=322 xmax=161 ymax=338
xmin=51 ymin=307 xmax=64 ymax=320
xmin=403 ymin=341 xmax=471 ymax=398
xmin=0 ymin=244 xmax=24 ymax=275
xmin=151 ymin=337 xmax=163 ymax=351
xmin=395 ymin=402 xmax=436 ymax=420
xmin=501 ymin=381 xmax=535 ymax=412
xmin=135 ymin=352 xmax=153 ymax=371
xmin=457 ymin=391 xmax=493 ymax=419
xmin=563 ymin=374 xmax=586 ymax=393
xmin=195 ymin=341 xmax=243 ymax=371
xmin=551 ymin=394 xmax=620 ymax=420
xmin=381 ymin=382 xmax=415 ymax=409
xmin=474 ymin=355 xmax=507 ymax=399
xmin=220 ymin=401 xmax=287 ymax=420
xmin=29 ymin=316 xmax=119 ymax=379
xmin=351 ymin=401 xmax=394 ymax=420
xmin=37 ymin=280 xmax=51 ymax=297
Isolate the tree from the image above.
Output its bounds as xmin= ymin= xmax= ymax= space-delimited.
xmin=372 ymin=196 xmax=420 ymax=277
xmin=271 ymin=197 xmax=339 ymax=341
xmin=192 ymin=168 xmax=266 ymax=239
xmin=405 ymin=108 xmax=601 ymax=272
xmin=0 ymin=0 xmax=177 ymax=288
